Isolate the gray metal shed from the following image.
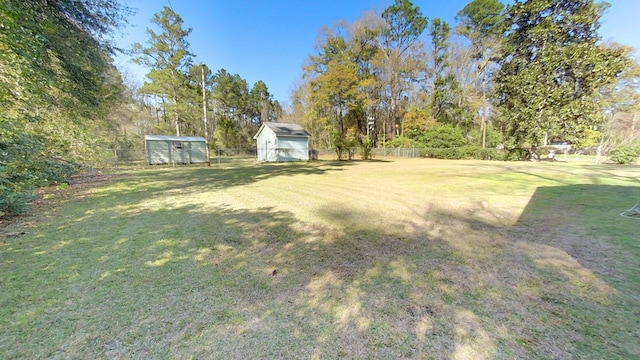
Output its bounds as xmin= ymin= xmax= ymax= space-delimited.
xmin=145 ymin=135 xmax=209 ymax=165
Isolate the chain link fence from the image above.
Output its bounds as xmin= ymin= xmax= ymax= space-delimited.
xmin=85 ymin=148 xmax=260 ymax=169
xmin=210 ymin=148 xmax=257 ymax=167
xmin=314 ymin=148 xmax=422 ymax=159
xmin=83 ymin=148 xmax=147 ymax=169
xmin=87 ymin=146 xmax=597 ymax=168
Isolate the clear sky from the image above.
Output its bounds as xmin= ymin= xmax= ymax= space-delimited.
xmin=114 ymin=0 xmax=640 ymax=105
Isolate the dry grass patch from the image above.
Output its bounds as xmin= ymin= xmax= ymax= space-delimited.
xmin=1 ymin=159 xmax=638 ymax=359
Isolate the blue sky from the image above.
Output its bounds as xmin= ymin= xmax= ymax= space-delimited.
xmin=114 ymin=0 xmax=640 ymax=104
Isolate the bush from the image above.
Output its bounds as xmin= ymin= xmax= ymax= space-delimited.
xmin=608 ymin=145 xmax=640 ymax=164
xmin=417 ymin=124 xmax=467 ymax=148
xmin=8 ymin=158 xmax=79 ymax=186
xmin=1 ymin=157 xmax=79 ymax=217
xmin=466 ymin=126 xmax=504 ymax=149
xmin=421 ymin=146 xmax=503 ymax=160
xmin=330 ymin=130 xmax=346 ymax=160
xmin=0 ymin=183 xmax=36 ymax=216
xmin=386 ymin=136 xmax=415 ymax=148
xmin=505 ymin=148 xmax=530 ymax=161
xmin=359 ymin=137 xmax=373 ymax=160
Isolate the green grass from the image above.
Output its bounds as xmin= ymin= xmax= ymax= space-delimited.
xmin=1 ymin=159 xmax=639 ymax=359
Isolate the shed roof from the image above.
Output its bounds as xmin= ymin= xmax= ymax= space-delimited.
xmin=145 ymin=135 xmax=206 ymax=142
xmin=254 ymin=122 xmax=311 ymax=139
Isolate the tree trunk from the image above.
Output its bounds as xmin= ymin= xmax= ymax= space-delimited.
xmin=482 ymin=80 xmax=487 ymax=149
xmin=630 ymin=112 xmax=638 ymax=142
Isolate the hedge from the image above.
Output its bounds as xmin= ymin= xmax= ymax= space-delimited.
xmin=420 ymin=146 xmax=503 ymax=160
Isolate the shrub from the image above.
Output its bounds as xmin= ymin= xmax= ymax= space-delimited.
xmin=0 ymin=183 xmax=36 ymax=216
xmin=608 ymin=145 xmax=640 ymax=164
xmin=360 ymin=136 xmax=373 ymax=160
xmin=330 ymin=130 xmax=346 ymax=160
xmin=386 ymin=136 xmax=415 ymax=148
xmin=466 ymin=126 xmax=504 ymax=149
xmin=8 ymin=158 xmax=79 ymax=187
xmin=421 ymin=146 xmax=503 ymax=160
xmin=417 ymin=124 xmax=467 ymax=148
xmin=0 ymin=157 xmax=79 ymax=217
xmin=505 ymin=148 xmax=530 ymax=161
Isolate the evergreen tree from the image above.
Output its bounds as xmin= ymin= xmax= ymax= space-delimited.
xmin=494 ymin=0 xmax=629 ymax=148
xmin=132 ymin=6 xmax=194 ymax=136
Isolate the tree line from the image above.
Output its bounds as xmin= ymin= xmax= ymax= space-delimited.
xmin=1 ymin=0 xmax=639 ymax=216
xmin=123 ymin=0 xmax=640 ymax=161
xmin=293 ymin=0 xmax=638 ymax=161
xmin=130 ymin=6 xmax=283 ymax=150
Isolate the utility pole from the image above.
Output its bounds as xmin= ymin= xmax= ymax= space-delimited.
xmin=201 ymin=63 xmax=211 ymax=166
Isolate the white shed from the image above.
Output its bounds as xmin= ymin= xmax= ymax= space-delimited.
xmin=253 ymin=122 xmax=311 ymax=162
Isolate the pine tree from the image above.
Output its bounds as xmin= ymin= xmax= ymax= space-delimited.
xmin=132 ymin=6 xmax=194 ymax=136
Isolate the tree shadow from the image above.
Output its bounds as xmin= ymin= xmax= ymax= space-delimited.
xmin=508 ymin=184 xmax=640 ymax=357
xmin=71 ymin=161 xmax=355 ymax=211
xmin=3 ymin=184 xmax=487 ymax=358
xmin=454 ymin=161 xmax=640 ymax=188
xmin=2 ymin=172 xmax=639 ymax=358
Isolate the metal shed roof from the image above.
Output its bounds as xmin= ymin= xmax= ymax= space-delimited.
xmin=145 ymin=135 xmax=206 ymax=142
xmin=254 ymin=122 xmax=311 ymax=139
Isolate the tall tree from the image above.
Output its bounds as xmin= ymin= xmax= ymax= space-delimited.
xmin=457 ymin=0 xmax=505 ymax=41
xmin=210 ymin=69 xmax=249 ymax=148
xmin=494 ymin=0 xmax=629 ymax=149
xmin=379 ymin=0 xmax=428 ymax=139
xmin=306 ymin=25 xmax=366 ymax=158
xmin=132 ymin=6 xmax=194 ymax=136
xmin=210 ymin=69 xmax=274 ymax=149
xmin=429 ymin=18 xmax=462 ymax=125
xmin=250 ymin=80 xmax=274 ymax=124
xmin=456 ymin=0 xmax=505 ymax=147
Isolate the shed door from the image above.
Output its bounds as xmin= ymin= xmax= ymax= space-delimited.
xmin=172 ymin=141 xmax=186 ymax=163
xmin=268 ymin=140 xmax=278 ymax=162
xmin=147 ymin=140 xmax=171 ymax=164
xmin=277 ymin=137 xmax=308 ymax=161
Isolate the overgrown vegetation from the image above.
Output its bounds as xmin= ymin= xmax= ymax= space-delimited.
xmin=1 ymin=160 xmax=638 ymax=358
xmin=0 ymin=0 xmax=130 ymax=216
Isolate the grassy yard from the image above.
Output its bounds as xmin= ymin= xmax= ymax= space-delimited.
xmin=1 ymin=158 xmax=639 ymax=359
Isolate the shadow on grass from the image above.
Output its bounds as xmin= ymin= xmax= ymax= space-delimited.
xmin=455 ymin=161 xmax=640 ymax=189
xmin=80 ymin=161 xmax=354 ymax=207
xmin=2 ymin=169 xmax=639 ymax=358
xmin=2 ymin=199 xmax=464 ymax=358
xmin=510 ymin=184 xmax=640 ymax=358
